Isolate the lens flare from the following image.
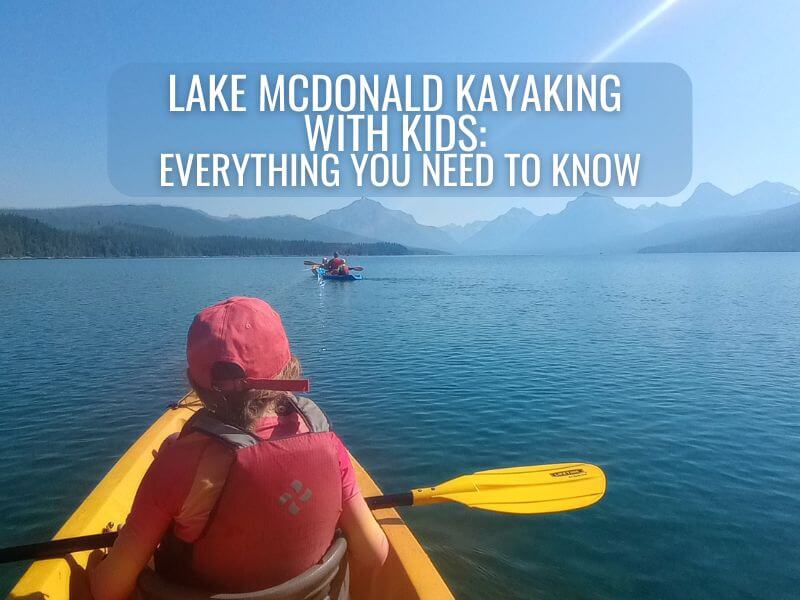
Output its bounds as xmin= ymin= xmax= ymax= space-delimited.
xmin=591 ymin=0 xmax=681 ymax=63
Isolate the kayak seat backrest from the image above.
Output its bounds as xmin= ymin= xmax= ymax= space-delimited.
xmin=136 ymin=536 xmax=349 ymax=600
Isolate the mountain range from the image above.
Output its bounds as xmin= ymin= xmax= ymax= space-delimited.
xmin=3 ymin=180 xmax=799 ymax=255
xmin=440 ymin=220 xmax=489 ymax=243
xmin=311 ymin=197 xmax=459 ymax=251
xmin=639 ymin=202 xmax=800 ymax=253
xmin=470 ymin=181 xmax=800 ymax=254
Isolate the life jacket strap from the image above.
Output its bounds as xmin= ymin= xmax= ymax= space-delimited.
xmin=183 ymin=410 xmax=261 ymax=450
xmin=288 ymin=395 xmax=332 ymax=433
xmin=184 ymin=395 xmax=331 ymax=448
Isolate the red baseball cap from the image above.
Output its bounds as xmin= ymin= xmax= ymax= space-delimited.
xmin=187 ymin=296 xmax=309 ymax=393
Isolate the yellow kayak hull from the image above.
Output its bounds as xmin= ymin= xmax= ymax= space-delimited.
xmin=8 ymin=394 xmax=453 ymax=600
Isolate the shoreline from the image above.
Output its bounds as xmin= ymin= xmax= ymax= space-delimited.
xmin=0 ymin=253 xmax=449 ymax=261
xmin=4 ymin=250 xmax=800 ymax=261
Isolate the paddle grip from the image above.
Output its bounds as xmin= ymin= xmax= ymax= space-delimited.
xmin=365 ymin=492 xmax=414 ymax=510
xmin=0 ymin=531 xmax=119 ymax=563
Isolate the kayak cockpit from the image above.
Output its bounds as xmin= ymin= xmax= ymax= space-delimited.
xmin=7 ymin=395 xmax=452 ymax=600
xmin=137 ymin=535 xmax=348 ymax=599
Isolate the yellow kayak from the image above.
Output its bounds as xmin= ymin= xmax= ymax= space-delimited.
xmin=8 ymin=394 xmax=453 ymax=600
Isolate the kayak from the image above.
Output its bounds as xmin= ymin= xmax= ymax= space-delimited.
xmin=313 ymin=266 xmax=363 ymax=281
xmin=8 ymin=394 xmax=453 ymax=600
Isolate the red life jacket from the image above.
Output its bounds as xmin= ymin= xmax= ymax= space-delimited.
xmin=155 ymin=397 xmax=343 ymax=592
xmin=328 ymin=257 xmax=345 ymax=269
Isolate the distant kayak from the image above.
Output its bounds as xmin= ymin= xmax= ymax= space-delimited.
xmin=313 ymin=266 xmax=363 ymax=281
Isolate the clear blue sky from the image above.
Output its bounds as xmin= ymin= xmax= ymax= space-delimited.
xmin=1 ymin=1 xmax=798 ymax=225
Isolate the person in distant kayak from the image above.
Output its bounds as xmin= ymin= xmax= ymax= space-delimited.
xmin=90 ymin=296 xmax=388 ymax=599
xmin=323 ymin=252 xmax=349 ymax=275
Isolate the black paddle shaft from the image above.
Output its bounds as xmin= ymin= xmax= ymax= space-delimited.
xmin=0 ymin=531 xmax=118 ymax=563
xmin=0 ymin=492 xmax=413 ymax=563
xmin=365 ymin=492 xmax=414 ymax=510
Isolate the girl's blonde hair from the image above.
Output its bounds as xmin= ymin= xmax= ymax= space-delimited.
xmin=191 ymin=355 xmax=302 ymax=431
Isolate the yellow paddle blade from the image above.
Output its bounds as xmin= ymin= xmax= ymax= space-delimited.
xmin=411 ymin=463 xmax=606 ymax=515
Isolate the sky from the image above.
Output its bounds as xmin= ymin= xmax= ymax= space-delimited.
xmin=1 ymin=1 xmax=799 ymax=226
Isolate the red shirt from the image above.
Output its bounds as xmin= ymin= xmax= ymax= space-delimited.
xmin=327 ymin=257 xmax=345 ymax=269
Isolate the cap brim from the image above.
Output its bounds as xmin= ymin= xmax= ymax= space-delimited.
xmin=213 ymin=379 xmax=310 ymax=392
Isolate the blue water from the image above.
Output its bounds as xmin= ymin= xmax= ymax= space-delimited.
xmin=1 ymin=255 xmax=799 ymax=599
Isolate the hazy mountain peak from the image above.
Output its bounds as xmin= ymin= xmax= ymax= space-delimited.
xmin=323 ymin=197 xmax=420 ymax=225
xmin=573 ymin=191 xmax=616 ymax=202
xmin=733 ymin=180 xmax=800 ymax=214
xmin=676 ymin=183 xmax=735 ymax=219
xmin=351 ymin=196 xmax=383 ymax=209
xmin=635 ymin=201 xmax=669 ymax=211
xmin=563 ymin=192 xmax=622 ymax=213
xmin=693 ymin=182 xmax=730 ymax=196
xmin=676 ymin=179 xmax=800 ymax=220
xmin=503 ymin=206 xmax=535 ymax=218
xmin=740 ymin=180 xmax=799 ymax=196
xmin=440 ymin=219 xmax=489 ymax=243
xmin=312 ymin=197 xmax=455 ymax=251
xmin=459 ymin=205 xmax=540 ymax=253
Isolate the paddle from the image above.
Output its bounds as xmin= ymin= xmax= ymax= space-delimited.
xmin=304 ymin=261 xmax=365 ymax=272
xmin=366 ymin=462 xmax=606 ymax=513
xmin=0 ymin=462 xmax=604 ymax=563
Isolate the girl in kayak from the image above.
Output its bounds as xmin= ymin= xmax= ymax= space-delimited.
xmin=90 ymin=296 xmax=388 ymax=599
xmin=323 ymin=252 xmax=350 ymax=275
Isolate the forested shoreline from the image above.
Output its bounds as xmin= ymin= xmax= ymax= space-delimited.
xmin=0 ymin=214 xmax=422 ymax=258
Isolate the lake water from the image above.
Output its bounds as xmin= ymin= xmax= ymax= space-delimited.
xmin=1 ymin=254 xmax=799 ymax=599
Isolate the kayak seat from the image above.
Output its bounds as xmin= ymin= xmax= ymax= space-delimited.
xmin=136 ymin=536 xmax=349 ymax=600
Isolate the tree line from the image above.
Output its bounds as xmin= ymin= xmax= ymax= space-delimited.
xmin=0 ymin=214 xmax=417 ymax=258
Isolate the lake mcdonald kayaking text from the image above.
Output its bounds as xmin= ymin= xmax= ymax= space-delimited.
xmin=108 ymin=63 xmax=693 ymax=197
xmin=163 ymin=72 xmax=630 ymax=189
